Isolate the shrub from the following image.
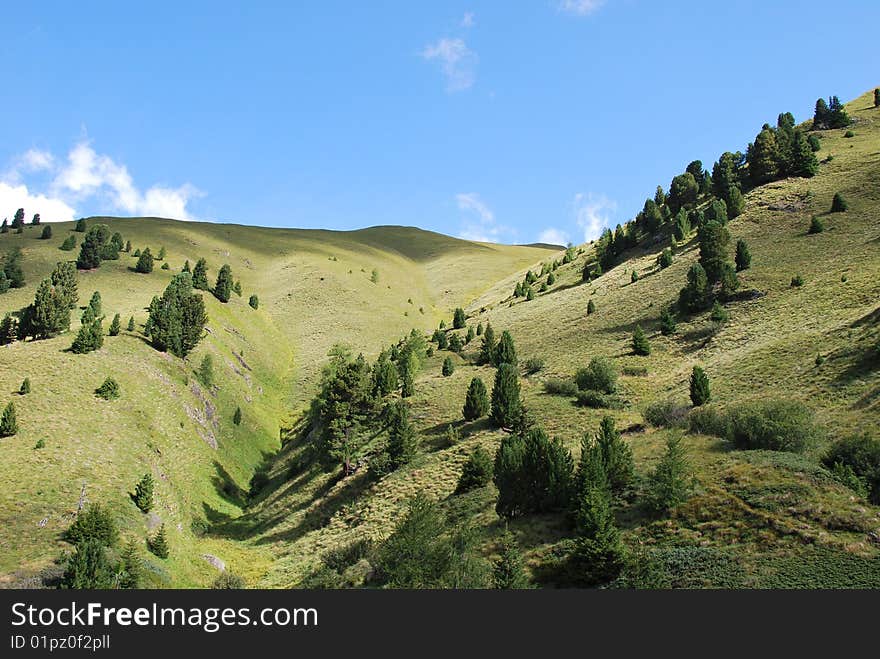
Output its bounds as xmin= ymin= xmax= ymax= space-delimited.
xmin=161 ymin=262 xmax=170 ymax=270
xmin=148 ymin=524 xmax=170 ymax=559
xmin=456 ymin=446 xmax=494 ymax=493
xmin=441 ymin=356 xmax=455 ymax=377
xmin=212 ymin=573 xmax=246 ymax=589
xmin=644 ymin=399 xmax=689 ymax=428
xmin=830 ymin=192 xmax=848 ymax=213
xmin=727 ymin=399 xmax=820 ymax=452
xmin=823 ymin=434 xmax=880 ymax=504
xmin=493 ymin=531 xmax=530 ymax=589
xmin=576 ymin=390 xmax=614 ymax=408
xmin=808 ymin=134 xmax=821 ymax=151
xmin=844 ymin=130 xmax=854 ymax=138
xmin=808 ymin=216 xmax=824 ymax=234
xmin=133 ymin=473 xmax=154 ymax=512
xmin=64 ymin=503 xmax=118 ymax=547
xmin=95 ymin=377 xmax=120 ymax=400
xmin=630 ymin=270 xmax=639 ymax=283
xmin=790 ymin=274 xmax=804 ymax=287
xmin=544 ymin=377 xmax=578 ymax=396
xmin=710 ymin=301 xmax=729 ymax=323
xmin=575 ymin=356 xmax=617 ymax=394
xmin=657 ymin=248 xmax=673 ymax=269
xmin=689 ymin=366 xmax=711 ymax=406
xmin=687 ymin=405 xmax=729 ymax=437
xmin=523 ymin=357 xmax=544 ymax=375
xmin=248 ymin=294 xmax=259 ymax=310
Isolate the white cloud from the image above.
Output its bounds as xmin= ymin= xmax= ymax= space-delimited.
xmin=0 ymin=182 xmax=77 ymax=223
xmin=558 ymin=0 xmax=605 ymax=16
xmin=421 ymin=37 xmax=477 ymax=92
xmin=0 ymin=140 xmax=201 ymax=222
xmin=572 ymin=193 xmax=616 ymax=242
xmin=538 ymin=227 xmax=570 ymax=246
xmin=455 ymin=192 xmax=511 ymax=243
xmin=461 ymin=12 xmax=475 ymax=28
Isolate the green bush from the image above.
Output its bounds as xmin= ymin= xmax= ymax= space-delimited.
xmin=643 ymin=399 xmax=689 ymax=428
xmin=543 ymin=378 xmax=578 ymax=397
xmin=790 ymin=274 xmax=804 ymax=287
xmin=456 ymin=446 xmax=494 ymax=493
xmin=844 ymin=130 xmax=854 ymax=138
xmin=830 ymin=192 xmax=848 ymax=213
xmin=575 ymin=390 xmax=613 ymax=409
xmin=823 ymin=434 xmax=880 ymax=504
xmin=808 ymin=216 xmax=824 ymax=234
xmin=575 ymin=356 xmax=617 ymax=393
xmin=727 ymin=399 xmax=820 ymax=452
xmin=95 ymin=377 xmax=120 ymax=400
xmin=19 ymin=378 xmax=30 ymax=395
xmin=248 ymin=294 xmax=259 ymax=310
xmin=441 ymin=356 xmax=455 ymax=377
xmin=523 ymin=357 xmax=544 ymax=375
xmin=687 ymin=405 xmax=729 ymax=437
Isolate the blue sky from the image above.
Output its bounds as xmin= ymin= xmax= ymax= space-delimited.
xmin=2 ymin=1 xmax=878 ymax=245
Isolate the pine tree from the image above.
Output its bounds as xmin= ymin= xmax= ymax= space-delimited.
xmin=875 ymin=88 xmax=880 ymax=108
xmin=831 ymin=192 xmax=848 ymax=213
xmin=547 ymin=272 xmax=556 ymax=286
xmin=689 ymin=366 xmax=710 ymax=406
xmin=808 ymin=216 xmax=824 ymax=234
xmin=76 ymin=224 xmax=110 ymax=270
xmin=2 ymin=247 xmax=25 ymax=288
xmin=647 ymin=435 xmax=692 ymax=513
xmin=135 ymin=247 xmax=154 ymax=273
xmin=61 ymin=540 xmax=114 ymax=589
xmin=214 ymin=264 xmax=233 ymax=302
xmin=192 ymin=258 xmax=209 ymax=290
xmin=108 ymin=313 xmax=121 ymax=336
xmin=657 ymin=248 xmax=673 ymax=269
xmin=748 ymin=126 xmax=781 ymax=185
xmin=435 ymin=330 xmax=448 ymax=350
xmin=147 ymin=273 xmax=208 ymax=358
xmin=631 ymin=270 xmax=639 ymax=283
xmin=697 ymin=220 xmax=733 ymax=285
xmin=60 ymin=235 xmax=76 ymax=251
xmin=40 ymin=224 xmax=52 ymax=239
xmin=476 ymin=322 xmax=483 ymax=336
xmin=27 ymin=278 xmax=71 ymax=339
xmin=492 ymin=531 xmax=529 ymax=589
xmin=587 ymin=299 xmax=596 ymax=315
xmin=465 ymin=325 xmax=475 ymax=344
xmin=659 ymin=305 xmax=677 ymax=336
xmin=632 ymin=324 xmax=651 ymax=356
xmin=710 ymin=300 xmax=729 ymax=323
xmin=125 ymin=240 xmax=132 ymax=253
xmin=133 ymin=473 xmax=154 ymax=512
xmin=157 ymin=246 xmax=166 ymax=260
xmin=442 ymin=356 xmax=455 ymax=377
xmin=197 ymin=354 xmax=214 ymax=388
xmin=453 ymin=307 xmax=466 ymax=329
xmin=594 ymin=416 xmax=633 ymax=494
xmin=248 ymin=294 xmax=259 ymax=310
xmin=50 ymin=261 xmax=78 ymax=310
xmin=182 ymin=259 xmax=191 ymax=273
xmin=133 ymin=248 xmax=141 ymax=257
xmin=386 ymin=401 xmax=418 ymax=469
xmin=148 ymin=524 xmax=169 ymax=559
xmin=790 ymin=129 xmax=818 ymax=177
xmin=95 ymin=377 xmax=120 ymax=400
xmin=19 ymin=378 xmax=30 ymax=395
xmin=400 ymin=351 xmax=416 ymax=398
xmin=372 ymin=354 xmax=399 ymax=396
xmin=570 ymin=474 xmax=625 ymax=586
xmin=233 ymin=406 xmax=242 ymax=426
xmin=735 ymin=239 xmax=751 ymax=272
xmin=448 ymin=333 xmax=463 ymax=353
xmin=70 ymin=319 xmax=103 ymax=354
xmin=490 ymin=363 xmax=521 ymax=429
xmin=494 ymin=330 xmax=517 ymax=367
xmin=479 ymin=322 xmax=497 ymax=365
xmin=726 ymin=185 xmax=745 ymax=219
xmin=462 ymin=377 xmax=490 ymax=421
xmin=75 ymin=218 xmax=87 ymax=232
xmin=456 ymin=446 xmax=494 ymax=493
xmin=0 ymin=314 xmax=18 ymax=345
xmin=525 ymin=287 xmax=534 ymax=301
xmin=0 ymin=402 xmax=18 ymax=436
xmin=89 ymin=291 xmax=102 ymax=318
xmin=127 ymin=316 xmax=135 ymax=332
xmin=118 ymin=539 xmax=143 ymax=589
xmin=0 ymin=219 xmax=7 ymax=233
xmin=233 ymin=280 xmax=242 ymax=296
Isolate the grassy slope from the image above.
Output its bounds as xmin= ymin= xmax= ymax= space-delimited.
xmin=0 ymin=219 xmax=555 ymax=585
xmin=237 ymin=90 xmax=880 ymax=587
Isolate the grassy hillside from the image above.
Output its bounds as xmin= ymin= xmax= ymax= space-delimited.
xmin=0 ymin=219 xmax=555 ymax=586
xmin=226 ymin=89 xmax=880 ymax=588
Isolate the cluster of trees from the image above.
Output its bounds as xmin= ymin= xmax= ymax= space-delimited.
xmin=0 ymin=247 xmax=26 ymax=293
xmin=77 ymin=224 xmax=127 ymax=270
xmin=513 ymin=259 xmax=562 ymax=300
xmin=678 ymin=221 xmax=742 ymax=313
xmin=0 ymin=208 xmax=41 ymax=235
xmin=812 ymin=96 xmax=851 ymax=130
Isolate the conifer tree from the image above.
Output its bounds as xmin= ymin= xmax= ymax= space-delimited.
xmin=400 ymin=351 xmax=416 ymax=398
xmin=726 ymin=185 xmax=745 ymax=219
xmin=40 ymin=224 xmax=52 ymax=240
xmin=490 ymin=363 xmax=521 ymax=429
xmin=689 ymin=366 xmax=710 ymax=407
xmin=125 ymin=240 xmax=132 ymax=253
xmin=436 ymin=330 xmax=448 ymax=350
xmin=808 ymin=216 xmax=824 ymax=234
xmin=462 ymin=377 xmax=489 ymax=421
xmin=81 ymin=305 xmax=95 ymax=326
xmin=50 ymin=261 xmax=78 ymax=310
xmin=0 ymin=401 xmax=18 ymax=437
xmin=76 ymin=224 xmax=110 ymax=270
xmin=71 ymin=319 xmax=104 ymax=354
xmin=214 ymin=264 xmax=233 ymax=302
xmin=197 ymin=354 xmax=214 ymax=388
xmin=479 ymin=322 xmax=497 ymax=365
xmin=593 ymin=416 xmax=633 ymax=494
xmin=89 ymin=291 xmax=102 ymax=318
xmin=647 ymin=435 xmax=692 ymax=513
xmin=0 ymin=219 xmax=7 ymax=233
xmin=373 ymin=354 xmax=399 ymax=396
xmin=2 ymin=247 xmax=25 ymax=288
xmin=710 ymin=300 xmax=729 ymax=323
xmin=587 ymin=299 xmax=596 ymax=315
xmin=127 ymin=316 xmax=135 ymax=332
xmin=118 ymin=539 xmax=143 ymax=589
xmin=147 ymin=273 xmax=207 ymax=358
xmin=133 ymin=473 xmax=155 ymax=513
xmin=61 ymin=540 xmax=114 ymax=589
xmin=492 ymin=531 xmax=529 ymax=589
xmin=632 ymin=324 xmax=651 ymax=356
xmin=248 ymin=294 xmax=259 ymax=310
xmin=19 ymin=378 xmax=30 ymax=395
xmin=631 ymin=270 xmax=639 ymax=283
xmin=148 ymin=524 xmax=169 ymax=559
xmin=0 ymin=314 xmax=18 ymax=345
xmin=657 ymin=248 xmax=673 ymax=269
xmin=569 ymin=469 xmax=625 ymax=585
xmin=442 ymin=356 xmax=455 ymax=377
xmin=465 ymin=325 xmax=475 ymax=344
xmin=192 ymin=258 xmax=209 ymax=290
xmin=659 ymin=305 xmax=677 ymax=336
xmin=233 ymin=280 xmax=242 ymax=297
xmin=748 ymin=126 xmax=780 ymax=185
xmin=386 ymin=401 xmax=418 ymax=469
xmin=27 ymin=278 xmax=71 ymax=339
xmin=157 ymin=246 xmax=166 ymax=260
xmin=875 ymin=88 xmax=880 ymax=108
xmin=135 ymin=247 xmax=154 ymax=273
xmin=75 ymin=218 xmax=87 ymax=232
xmin=132 ymin=248 xmax=141 ymax=257
xmin=233 ymin=406 xmax=242 ymax=425
xmin=790 ymin=130 xmax=819 ymax=178
xmin=735 ymin=239 xmax=751 ymax=272
xmin=448 ymin=333 xmax=463 ymax=353
xmin=476 ymin=322 xmax=483 ymax=336
xmin=831 ymin=192 xmax=848 ymax=213
xmin=108 ymin=313 xmax=121 ymax=336
xmin=182 ymin=259 xmax=191 ymax=273
xmin=453 ymin=307 xmax=466 ymax=329
xmin=526 ymin=287 xmax=535 ymax=301
xmin=494 ymin=330 xmax=517 ymax=367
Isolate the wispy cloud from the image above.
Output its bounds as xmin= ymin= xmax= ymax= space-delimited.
xmin=0 ymin=140 xmax=201 ymax=222
xmin=558 ymin=0 xmax=605 ymax=16
xmin=421 ymin=37 xmax=477 ymax=92
xmin=460 ymin=12 xmax=475 ymax=28
xmin=572 ymin=192 xmax=616 ymax=241
xmin=538 ymin=227 xmax=570 ymax=246
xmin=456 ymin=193 xmax=511 ymax=243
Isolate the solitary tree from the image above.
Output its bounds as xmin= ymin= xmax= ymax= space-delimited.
xmin=133 ymin=473 xmax=155 ymax=512
xmin=830 ymin=192 xmax=848 ymax=213
xmin=214 ymin=264 xmax=233 ymax=302
xmin=386 ymin=401 xmax=418 ymax=469
xmin=248 ymin=294 xmax=259 ymax=310
xmin=127 ymin=316 xmax=135 ymax=332
xmin=442 ymin=356 xmax=455 ymax=377
xmin=632 ymin=325 xmax=651 ymax=356
xmin=40 ymin=225 xmax=52 ymax=240
xmin=659 ymin=306 xmax=677 ymax=336
xmin=453 ymin=307 xmax=466 ymax=329
xmin=689 ymin=366 xmax=710 ymax=407
xmin=197 ymin=354 xmax=214 ymax=388
xmin=492 ymin=531 xmax=529 ymax=589
xmin=19 ymin=378 xmax=30 ymax=395
xmin=108 ymin=313 xmax=121 ymax=336
xmin=587 ymin=299 xmax=596 ymax=315
xmin=647 ymin=435 xmax=692 ymax=513
xmin=135 ymin=247 xmax=154 ymax=273
xmin=192 ymin=258 xmax=210 ymax=290
xmin=490 ymin=363 xmax=521 ymax=429
xmin=233 ymin=406 xmax=242 ymax=425
xmin=148 ymin=524 xmax=169 ymax=559
xmin=0 ymin=402 xmax=18 ymax=437
xmin=462 ymin=377 xmax=489 ymax=421
xmin=494 ymin=330 xmax=517 ymax=367
xmin=735 ymin=239 xmax=751 ymax=271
